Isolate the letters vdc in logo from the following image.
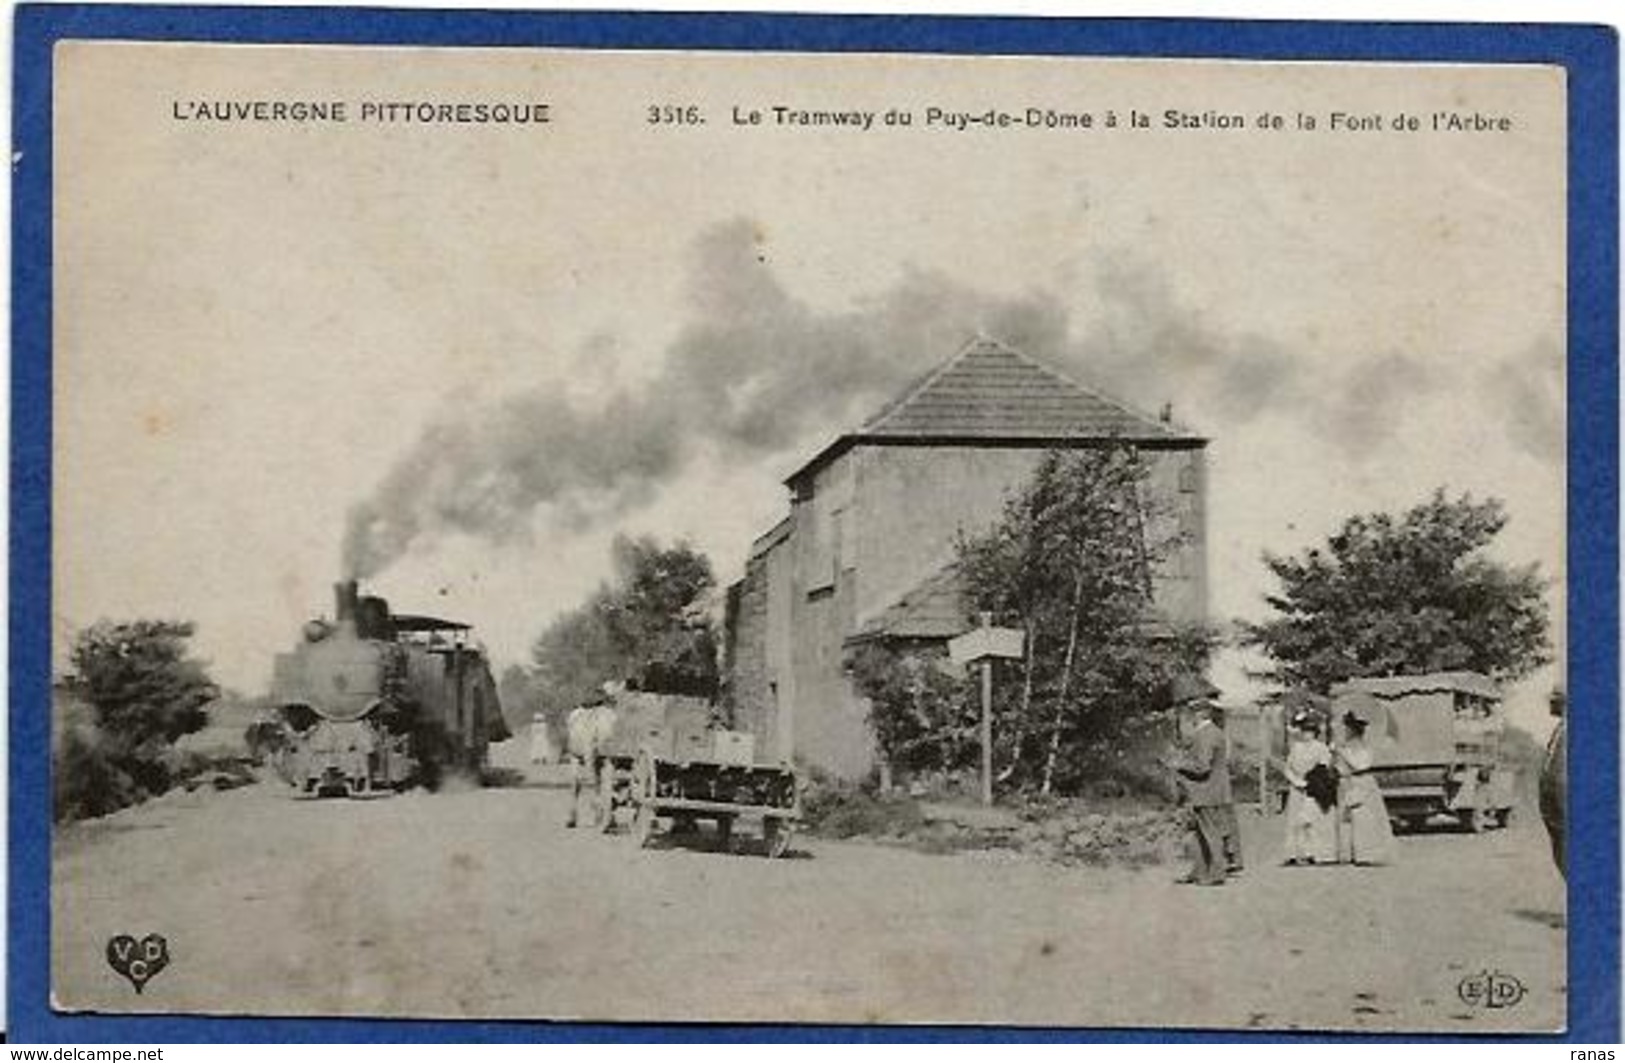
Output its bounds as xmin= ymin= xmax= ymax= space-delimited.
xmin=106 ymin=933 xmax=169 ymax=994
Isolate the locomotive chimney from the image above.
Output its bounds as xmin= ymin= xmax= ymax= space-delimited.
xmin=334 ymin=579 xmax=360 ymax=623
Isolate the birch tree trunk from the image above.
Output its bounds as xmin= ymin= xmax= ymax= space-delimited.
xmin=1041 ymin=571 xmax=1087 ymax=795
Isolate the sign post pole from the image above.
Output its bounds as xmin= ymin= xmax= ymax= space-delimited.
xmin=948 ymin=614 xmax=1023 ymax=809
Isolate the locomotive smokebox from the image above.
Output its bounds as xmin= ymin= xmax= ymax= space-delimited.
xmin=335 ymin=579 xmax=360 ymax=623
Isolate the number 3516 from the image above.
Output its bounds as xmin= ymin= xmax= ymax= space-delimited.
xmin=648 ymin=104 xmax=705 ymax=125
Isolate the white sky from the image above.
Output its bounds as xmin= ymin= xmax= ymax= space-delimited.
xmin=52 ymin=43 xmax=1567 ymax=734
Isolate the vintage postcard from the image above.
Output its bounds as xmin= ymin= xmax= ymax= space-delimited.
xmin=25 ymin=13 xmax=1614 ymax=1040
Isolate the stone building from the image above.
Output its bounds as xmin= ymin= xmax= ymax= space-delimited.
xmin=723 ymin=338 xmax=1208 ymax=779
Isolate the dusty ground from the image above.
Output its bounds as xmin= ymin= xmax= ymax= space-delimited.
xmin=53 ymin=757 xmax=1566 ymax=1033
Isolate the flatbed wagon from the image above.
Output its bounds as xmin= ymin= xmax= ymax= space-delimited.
xmin=629 ymin=749 xmax=800 ymax=858
xmin=566 ymin=688 xmax=800 ymax=855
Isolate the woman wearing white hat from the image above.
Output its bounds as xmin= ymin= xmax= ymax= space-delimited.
xmin=1336 ymin=710 xmax=1396 ymax=866
xmin=1282 ymin=712 xmax=1336 ymax=865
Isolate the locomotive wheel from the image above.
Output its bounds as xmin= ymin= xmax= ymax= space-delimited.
xmin=764 ymin=817 xmax=792 ymax=859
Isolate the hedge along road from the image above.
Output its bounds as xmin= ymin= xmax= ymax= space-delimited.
xmin=51 ymin=749 xmax=1565 ymax=1032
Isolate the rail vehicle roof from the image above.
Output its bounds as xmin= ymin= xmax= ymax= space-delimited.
xmin=1331 ymin=671 xmax=1502 ymax=702
xmin=390 ymin=614 xmax=472 ymax=633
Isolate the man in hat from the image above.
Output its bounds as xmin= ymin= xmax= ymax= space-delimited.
xmin=1166 ymin=699 xmax=1233 ymax=886
xmin=1170 ymin=675 xmax=1242 ymax=876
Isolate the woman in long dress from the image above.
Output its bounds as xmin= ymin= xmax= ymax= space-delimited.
xmin=1282 ymin=714 xmax=1337 ymax=865
xmin=1336 ymin=711 xmax=1396 ymax=866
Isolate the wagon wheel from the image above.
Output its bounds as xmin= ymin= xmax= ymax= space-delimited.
xmin=631 ymin=750 xmax=658 ymax=848
xmin=597 ymin=761 xmax=619 ymax=833
xmin=633 ymin=802 xmax=656 ymax=848
xmin=764 ymin=817 xmax=793 ymax=860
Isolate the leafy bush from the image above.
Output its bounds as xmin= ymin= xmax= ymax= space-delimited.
xmin=54 ymin=620 xmax=217 ymax=821
xmin=846 ymin=644 xmax=974 ymax=779
xmin=53 ymin=694 xmax=139 ymax=821
xmin=801 ymin=769 xmax=927 ymax=839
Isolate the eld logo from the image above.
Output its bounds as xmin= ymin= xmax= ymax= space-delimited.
xmin=106 ymin=933 xmax=169 ymax=994
xmin=1457 ymin=969 xmax=1526 ymax=1010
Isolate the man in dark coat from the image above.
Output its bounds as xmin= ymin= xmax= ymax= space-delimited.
xmin=1539 ymin=688 xmax=1566 ymax=878
xmin=1168 ymin=700 xmax=1232 ymax=886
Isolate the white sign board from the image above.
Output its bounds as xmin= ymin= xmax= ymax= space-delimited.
xmin=947 ymin=626 xmax=1025 ymax=665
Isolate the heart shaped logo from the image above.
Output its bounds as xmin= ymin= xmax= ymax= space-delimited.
xmin=106 ymin=933 xmax=169 ymax=994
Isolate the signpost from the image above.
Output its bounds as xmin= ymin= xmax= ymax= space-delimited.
xmin=947 ymin=614 xmax=1026 ymax=806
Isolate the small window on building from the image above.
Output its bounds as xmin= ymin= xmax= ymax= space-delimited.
xmin=1178 ymin=461 xmax=1199 ymax=494
xmin=806 ymin=505 xmax=844 ymax=594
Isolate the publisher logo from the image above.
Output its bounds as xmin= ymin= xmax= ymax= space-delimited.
xmin=106 ymin=933 xmax=169 ymax=994
xmin=1457 ymin=969 xmax=1525 ymax=1010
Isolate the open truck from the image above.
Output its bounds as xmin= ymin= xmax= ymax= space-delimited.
xmin=1330 ymin=671 xmax=1516 ymax=833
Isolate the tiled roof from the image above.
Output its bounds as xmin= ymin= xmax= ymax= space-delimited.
xmin=859 ymin=338 xmax=1198 ymax=442
xmin=786 ymin=338 xmax=1201 ymax=487
xmin=850 ymin=564 xmax=968 ymax=643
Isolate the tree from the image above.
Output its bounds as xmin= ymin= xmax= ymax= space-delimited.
xmin=957 ymin=445 xmax=1214 ymax=795
xmin=58 ymin=619 xmax=218 ymax=815
xmin=1244 ymin=490 xmax=1552 ymax=693
xmin=848 ymin=642 xmax=973 ymax=779
xmin=530 ymin=535 xmax=720 ymax=714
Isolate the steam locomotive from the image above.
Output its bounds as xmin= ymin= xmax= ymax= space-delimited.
xmin=269 ymin=581 xmax=508 ymax=796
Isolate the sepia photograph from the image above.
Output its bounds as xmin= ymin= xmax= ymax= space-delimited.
xmin=34 ymin=26 xmax=1590 ymax=1036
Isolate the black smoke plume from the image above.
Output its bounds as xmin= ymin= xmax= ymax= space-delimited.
xmin=342 ymin=219 xmax=1068 ymax=577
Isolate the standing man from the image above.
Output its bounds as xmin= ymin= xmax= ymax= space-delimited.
xmin=1168 ymin=699 xmax=1233 ymax=886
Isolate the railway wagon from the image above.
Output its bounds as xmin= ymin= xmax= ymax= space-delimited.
xmin=270 ymin=581 xmax=508 ymax=796
xmin=1330 ymin=671 xmax=1516 ymax=833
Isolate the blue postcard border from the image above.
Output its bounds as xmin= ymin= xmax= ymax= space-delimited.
xmin=10 ymin=6 xmax=1618 ymax=1044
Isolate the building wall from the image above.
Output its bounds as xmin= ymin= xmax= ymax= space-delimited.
xmin=847 ymin=443 xmax=1207 ymax=635
xmin=729 ymin=440 xmax=1209 ymax=780
xmin=724 ymin=522 xmax=796 ymax=763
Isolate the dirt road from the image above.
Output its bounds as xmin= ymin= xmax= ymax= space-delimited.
xmin=53 ymin=770 xmax=1565 ymax=1032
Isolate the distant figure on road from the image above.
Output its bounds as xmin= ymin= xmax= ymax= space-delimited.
xmin=1282 ymin=711 xmax=1336 ymax=865
xmin=529 ymin=712 xmax=558 ymax=765
xmin=1335 ymin=710 xmax=1395 ymax=866
xmin=1167 ymin=699 xmax=1233 ymax=887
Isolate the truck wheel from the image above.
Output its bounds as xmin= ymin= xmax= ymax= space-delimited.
xmin=1460 ymin=807 xmax=1489 ymax=833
